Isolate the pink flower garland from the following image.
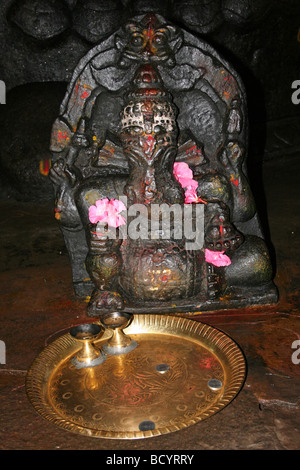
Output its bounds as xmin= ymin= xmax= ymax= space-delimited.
xmin=173 ymin=162 xmax=231 ymax=267
xmin=173 ymin=162 xmax=206 ymax=204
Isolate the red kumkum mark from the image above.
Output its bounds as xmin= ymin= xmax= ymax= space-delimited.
xmin=144 ymin=135 xmax=155 ymax=155
xmin=199 ymin=356 xmax=217 ymax=369
xmin=186 ymin=145 xmax=202 ymax=156
xmin=81 ymin=90 xmax=89 ymax=100
xmin=57 ymin=130 xmax=69 ymax=142
xmin=54 ymin=207 xmax=61 ymax=220
xmin=147 ymin=26 xmax=154 ymax=38
xmin=230 ymin=174 xmax=239 ymax=187
xmin=39 ymin=158 xmax=51 ymax=175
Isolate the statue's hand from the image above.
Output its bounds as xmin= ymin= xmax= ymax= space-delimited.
xmin=49 ymin=158 xmax=78 ymax=188
xmin=49 ymin=159 xmax=82 ymax=228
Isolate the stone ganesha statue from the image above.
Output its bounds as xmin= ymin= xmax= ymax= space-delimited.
xmin=49 ymin=13 xmax=278 ymax=316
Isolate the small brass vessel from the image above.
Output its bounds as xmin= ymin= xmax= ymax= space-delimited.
xmin=69 ymin=323 xmax=106 ymax=368
xmin=100 ymin=311 xmax=138 ymax=356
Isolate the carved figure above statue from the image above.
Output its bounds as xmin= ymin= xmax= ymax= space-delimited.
xmin=49 ymin=12 xmax=278 ymax=316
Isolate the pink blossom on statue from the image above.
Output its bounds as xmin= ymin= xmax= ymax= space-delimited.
xmin=184 ymin=187 xmax=200 ymax=203
xmin=178 ymin=176 xmax=198 ymax=191
xmin=205 ymin=248 xmax=231 ymax=267
xmin=89 ymin=198 xmax=126 ymax=228
xmin=109 ymin=198 xmax=127 ymax=214
xmin=173 ymin=162 xmax=194 ymax=181
xmin=89 ymin=198 xmax=109 ymax=224
xmin=173 ymin=162 xmax=206 ymax=204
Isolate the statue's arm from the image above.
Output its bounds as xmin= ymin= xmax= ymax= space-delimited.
xmin=49 ymin=157 xmax=83 ymax=230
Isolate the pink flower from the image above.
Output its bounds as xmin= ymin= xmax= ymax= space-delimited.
xmin=173 ymin=162 xmax=206 ymax=204
xmin=89 ymin=198 xmax=126 ymax=228
xmin=184 ymin=187 xmax=199 ymax=203
xmin=173 ymin=162 xmax=194 ymax=181
xmin=173 ymin=162 xmax=198 ymax=184
xmin=205 ymin=249 xmax=231 ymax=267
xmin=89 ymin=198 xmax=109 ymax=224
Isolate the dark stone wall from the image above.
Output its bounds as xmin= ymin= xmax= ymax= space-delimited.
xmin=0 ymin=0 xmax=299 ymax=201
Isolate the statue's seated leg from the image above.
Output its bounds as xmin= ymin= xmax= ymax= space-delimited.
xmin=204 ymin=232 xmax=273 ymax=300
xmin=74 ymin=176 xmax=127 ymax=316
xmin=224 ymin=235 xmax=273 ymax=288
xmin=199 ymin=174 xmax=273 ymax=294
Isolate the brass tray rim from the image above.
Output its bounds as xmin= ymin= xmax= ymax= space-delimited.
xmin=26 ymin=314 xmax=246 ymax=440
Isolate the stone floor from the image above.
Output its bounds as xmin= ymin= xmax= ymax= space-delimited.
xmin=0 ymin=153 xmax=299 ymax=451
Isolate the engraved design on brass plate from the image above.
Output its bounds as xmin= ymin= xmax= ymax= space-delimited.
xmin=26 ymin=315 xmax=246 ymax=439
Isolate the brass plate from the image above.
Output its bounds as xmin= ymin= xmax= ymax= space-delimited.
xmin=26 ymin=315 xmax=246 ymax=439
